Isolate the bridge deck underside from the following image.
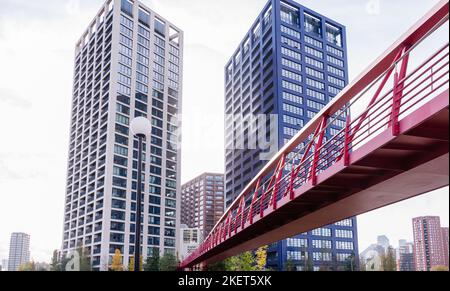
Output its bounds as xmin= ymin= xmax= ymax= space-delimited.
xmin=188 ymin=91 xmax=449 ymax=267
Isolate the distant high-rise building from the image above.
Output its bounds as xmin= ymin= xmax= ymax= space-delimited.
xmin=1 ymin=259 xmax=7 ymax=271
xmin=181 ymin=173 xmax=225 ymax=237
xmin=397 ymin=240 xmax=414 ymax=271
xmin=377 ymin=235 xmax=390 ymax=251
xmin=413 ymin=216 xmax=447 ymax=271
xmin=441 ymin=227 xmax=449 ymax=268
xmin=223 ymin=0 xmax=358 ymax=271
xmin=62 ymin=0 xmax=183 ymax=271
xmin=8 ymin=233 xmax=30 ymax=271
xmin=178 ymin=225 xmax=202 ymax=261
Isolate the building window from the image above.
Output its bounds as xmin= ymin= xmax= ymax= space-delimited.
xmin=120 ymin=34 xmax=133 ymax=48
xmin=304 ymin=13 xmax=322 ymax=37
xmin=282 ymin=92 xmax=303 ymax=104
xmin=280 ymin=2 xmax=299 ymax=26
xmin=305 ymin=67 xmax=324 ymax=80
xmin=336 ymin=229 xmax=353 ymax=238
xmin=164 ymin=238 xmax=175 ymax=247
xmin=313 ymin=252 xmax=332 ymax=262
xmin=116 ymin=113 xmax=129 ymax=125
xmin=281 ymin=47 xmax=301 ymax=61
xmin=287 ymin=251 xmax=307 ymax=261
xmin=282 ymin=69 xmax=302 ymax=82
xmin=119 ymin=54 xmax=132 ymax=66
xmin=328 ymin=86 xmax=341 ymax=95
xmin=282 ymin=80 xmax=303 ymax=93
xmin=305 ymin=56 xmax=324 ymax=70
xmin=243 ymin=37 xmax=250 ymax=55
xmin=119 ymin=44 xmax=133 ymax=57
xmin=328 ymin=75 xmax=346 ymax=88
xmin=307 ymin=110 xmax=318 ymax=119
xmin=283 ymin=115 xmax=304 ymax=127
xmin=327 ymin=65 xmax=345 ymax=78
xmin=120 ymin=24 xmax=133 ymax=38
xmin=252 ymin=22 xmax=261 ymax=42
xmin=305 ymin=46 xmax=323 ymax=59
xmin=311 ymin=228 xmax=331 ymax=237
xmin=154 ymin=18 xmax=165 ymax=36
xmin=327 ymin=55 xmax=345 ymax=67
xmin=138 ymin=25 xmax=150 ymax=39
xmin=326 ymin=45 xmax=344 ymax=58
xmin=114 ymin=145 xmax=128 ymax=157
xmin=307 ymin=88 xmax=326 ymax=101
xmin=118 ymin=73 xmax=131 ymax=86
xmin=307 ymin=100 xmax=325 ymax=111
xmin=304 ymin=35 xmax=323 ymax=49
xmin=326 ymin=23 xmax=343 ymax=47
xmin=138 ymin=7 xmax=150 ymax=27
xmin=283 ymin=103 xmax=303 ymax=115
xmin=121 ymin=0 xmax=133 ymax=17
xmin=281 ymin=25 xmax=300 ymax=39
xmin=263 ymin=5 xmax=272 ymax=27
xmin=286 ymin=238 xmax=308 ymax=247
xmin=284 ymin=126 xmax=298 ymax=137
xmin=234 ymin=51 xmax=241 ymax=66
xmin=119 ymin=63 xmax=132 ymax=76
xmin=281 ymin=36 xmax=301 ymax=50
xmin=306 ymin=78 xmax=325 ymax=90
xmin=336 ymin=253 xmax=352 ymax=262
xmin=312 ymin=240 xmax=332 ymax=249
xmin=282 ymin=58 xmax=302 ymax=72
xmin=336 ymin=241 xmax=354 ymax=250
xmin=138 ymin=35 xmax=150 ymax=47
xmin=120 ymin=15 xmax=134 ymax=29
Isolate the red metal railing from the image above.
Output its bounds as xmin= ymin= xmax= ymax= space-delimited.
xmin=181 ymin=0 xmax=449 ymax=269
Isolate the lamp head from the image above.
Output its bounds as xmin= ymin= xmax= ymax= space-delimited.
xmin=130 ymin=117 xmax=151 ymax=137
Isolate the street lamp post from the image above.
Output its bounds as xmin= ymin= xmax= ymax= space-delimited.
xmin=130 ymin=117 xmax=152 ymax=272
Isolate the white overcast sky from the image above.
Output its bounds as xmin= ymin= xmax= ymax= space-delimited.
xmin=0 ymin=0 xmax=448 ymax=263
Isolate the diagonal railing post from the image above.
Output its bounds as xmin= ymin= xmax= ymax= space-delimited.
xmin=391 ymin=49 xmax=410 ymax=136
xmin=248 ymin=178 xmax=261 ymax=225
xmin=348 ymin=47 xmax=405 ymax=144
xmin=344 ymin=115 xmax=351 ymax=167
xmin=284 ymin=120 xmax=323 ymax=199
xmin=272 ymin=154 xmax=286 ymax=210
xmin=240 ymin=198 xmax=247 ymax=230
xmin=235 ymin=196 xmax=245 ymax=234
xmin=310 ymin=116 xmax=328 ymax=186
xmin=286 ymin=165 xmax=301 ymax=200
xmin=224 ymin=214 xmax=231 ymax=240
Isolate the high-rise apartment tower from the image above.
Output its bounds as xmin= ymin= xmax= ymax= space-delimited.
xmin=413 ymin=216 xmax=448 ymax=271
xmin=224 ymin=0 xmax=358 ymax=271
xmin=181 ymin=173 xmax=225 ymax=237
xmin=62 ymin=0 xmax=183 ymax=270
xmin=8 ymin=233 xmax=30 ymax=271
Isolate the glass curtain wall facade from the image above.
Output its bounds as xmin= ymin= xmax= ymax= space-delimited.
xmin=224 ymin=0 xmax=358 ymax=271
xmin=62 ymin=0 xmax=183 ymax=271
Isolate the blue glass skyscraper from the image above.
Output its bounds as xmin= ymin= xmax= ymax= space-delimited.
xmin=224 ymin=0 xmax=358 ymax=271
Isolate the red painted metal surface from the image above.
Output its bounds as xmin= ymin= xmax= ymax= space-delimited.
xmin=180 ymin=0 xmax=449 ymax=270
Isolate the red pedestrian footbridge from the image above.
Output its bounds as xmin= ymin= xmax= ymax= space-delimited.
xmin=181 ymin=0 xmax=449 ymax=270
